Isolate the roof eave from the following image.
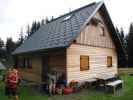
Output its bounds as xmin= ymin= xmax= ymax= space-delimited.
xmin=12 ymin=46 xmax=68 ymax=56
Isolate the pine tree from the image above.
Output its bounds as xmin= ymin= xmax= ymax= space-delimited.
xmin=34 ymin=21 xmax=37 ymax=32
xmin=5 ymin=38 xmax=17 ymax=66
xmin=116 ymin=27 xmax=124 ymax=46
xmin=29 ymin=21 xmax=40 ymax=36
xmin=0 ymin=38 xmax=5 ymax=59
xmin=36 ymin=22 xmax=41 ymax=30
xmin=6 ymin=38 xmax=16 ymax=54
xmin=125 ymin=34 xmax=129 ymax=52
xmin=17 ymin=28 xmax=24 ymax=47
xmin=41 ymin=19 xmax=45 ymax=25
xmin=51 ymin=16 xmax=54 ymax=21
xmin=128 ymin=22 xmax=133 ymax=67
xmin=115 ymin=27 xmax=119 ymax=33
xmin=120 ymin=27 xmax=124 ymax=39
xmin=0 ymin=38 xmax=4 ymax=48
xmin=22 ymin=17 xmax=51 ymax=39
xmin=45 ymin=17 xmax=49 ymax=24
xmin=26 ymin=24 xmax=30 ymax=37
xmin=30 ymin=21 xmax=36 ymax=35
xmin=116 ymin=27 xmax=127 ymax=67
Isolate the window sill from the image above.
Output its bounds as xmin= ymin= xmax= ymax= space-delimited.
xmin=107 ymin=66 xmax=113 ymax=68
xmin=80 ymin=69 xmax=89 ymax=71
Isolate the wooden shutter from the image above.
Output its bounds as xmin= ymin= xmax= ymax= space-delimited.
xmin=107 ymin=56 xmax=112 ymax=67
xmin=80 ymin=56 xmax=89 ymax=71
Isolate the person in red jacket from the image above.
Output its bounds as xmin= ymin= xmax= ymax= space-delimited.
xmin=5 ymin=68 xmax=12 ymax=98
xmin=5 ymin=68 xmax=19 ymax=100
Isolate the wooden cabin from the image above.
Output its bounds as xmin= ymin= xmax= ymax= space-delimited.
xmin=13 ymin=2 xmax=124 ymax=84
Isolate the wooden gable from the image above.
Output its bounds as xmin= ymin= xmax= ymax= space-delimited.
xmin=76 ymin=10 xmax=115 ymax=49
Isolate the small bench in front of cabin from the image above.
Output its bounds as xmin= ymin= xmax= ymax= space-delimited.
xmin=84 ymin=78 xmax=97 ymax=88
xmin=105 ymin=80 xmax=123 ymax=94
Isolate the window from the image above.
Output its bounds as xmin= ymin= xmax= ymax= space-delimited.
xmin=63 ymin=15 xmax=72 ymax=21
xmin=107 ymin=56 xmax=112 ymax=67
xmin=27 ymin=58 xmax=32 ymax=68
xmin=18 ymin=57 xmax=32 ymax=68
xmin=24 ymin=57 xmax=32 ymax=69
xmin=99 ymin=23 xmax=105 ymax=36
xmin=100 ymin=26 xmax=105 ymax=36
xmin=18 ymin=57 xmax=25 ymax=68
xmin=80 ymin=56 xmax=89 ymax=71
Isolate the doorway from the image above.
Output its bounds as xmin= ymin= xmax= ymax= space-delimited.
xmin=41 ymin=55 xmax=49 ymax=82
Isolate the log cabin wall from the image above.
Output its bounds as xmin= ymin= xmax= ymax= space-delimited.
xmin=66 ymin=10 xmax=117 ymax=83
xmin=49 ymin=52 xmax=66 ymax=74
xmin=66 ymin=44 xmax=118 ymax=83
xmin=18 ymin=55 xmax=42 ymax=83
xmin=76 ymin=11 xmax=115 ymax=49
xmin=17 ymin=50 xmax=67 ymax=83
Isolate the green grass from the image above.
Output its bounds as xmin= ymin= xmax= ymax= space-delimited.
xmin=1 ymin=74 xmax=133 ymax=100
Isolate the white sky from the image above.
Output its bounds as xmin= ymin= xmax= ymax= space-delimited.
xmin=0 ymin=0 xmax=133 ymax=41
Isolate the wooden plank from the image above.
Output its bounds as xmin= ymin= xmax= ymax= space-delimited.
xmin=76 ymin=11 xmax=115 ymax=49
xmin=106 ymin=80 xmax=123 ymax=86
xmin=66 ymin=44 xmax=118 ymax=83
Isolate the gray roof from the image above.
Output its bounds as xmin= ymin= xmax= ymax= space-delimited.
xmin=0 ymin=62 xmax=6 ymax=70
xmin=13 ymin=2 xmax=104 ymax=54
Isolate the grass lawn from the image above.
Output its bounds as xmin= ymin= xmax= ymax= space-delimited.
xmin=0 ymin=74 xmax=133 ymax=100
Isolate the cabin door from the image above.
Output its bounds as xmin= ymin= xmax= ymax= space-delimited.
xmin=42 ymin=55 xmax=49 ymax=82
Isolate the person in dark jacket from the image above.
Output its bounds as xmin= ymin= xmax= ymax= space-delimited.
xmin=47 ymin=71 xmax=57 ymax=95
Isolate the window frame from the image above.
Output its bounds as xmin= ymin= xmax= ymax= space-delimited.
xmin=107 ymin=56 xmax=112 ymax=67
xmin=27 ymin=58 xmax=32 ymax=69
xmin=18 ymin=57 xmax=32 ymax=69
xmin=18 ymin=57 xmax=25 ymax=68
xmin=80 ymin=55 xmax=90 ymax=71
xmin=99 ymin=23 xmax=105 ymax=36
xmin=25 ymin=57 xmax=32 ymax=69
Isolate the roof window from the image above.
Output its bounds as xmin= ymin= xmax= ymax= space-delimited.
xmin=63 ymin=15 xmax=72 ymax=21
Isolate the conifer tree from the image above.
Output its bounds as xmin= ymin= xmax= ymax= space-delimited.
xmin=128 ymin=22 xmax=133 ymax=67
xmin=0 ymin=38 xmax=4 ymax=48
xmin=6 ymin=38 xmax=16 ymax=54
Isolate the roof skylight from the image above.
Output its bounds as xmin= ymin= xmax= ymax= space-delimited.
xmin=63 ymin=15 xmax=72 ymax=21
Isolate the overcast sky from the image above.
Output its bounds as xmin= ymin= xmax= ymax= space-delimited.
xmin=0 ymin=0 xmax=133 ymax=41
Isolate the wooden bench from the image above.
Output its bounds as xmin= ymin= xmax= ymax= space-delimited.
xmin=86 ymin=78 xmax=97 ymax=83
xmin=84 ymin=78 xmax=97 ymax=88
xmin=105 ymin=80 xmax=123 ymax=94
xmin=97 ymin=74 xmax=117 ymax=85
xmin=98 ymin=74 xmax=116 ymax=81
